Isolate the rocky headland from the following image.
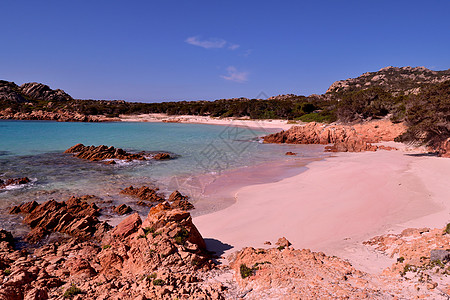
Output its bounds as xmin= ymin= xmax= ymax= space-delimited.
xmin=263 ymin=119 xmax=408 ymax=153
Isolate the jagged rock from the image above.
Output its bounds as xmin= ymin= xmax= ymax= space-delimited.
xmin=64 ymin=144 xmax=148 ymax=162
xmin=285 ymin=151 xmax=296 ymax=156
xmin=275 ymin=237 xmax=291 ymax=248
xmin=9 ymin=196 xmax=109 ymax=243
xmin=113 ymin=204 xmax=133 ymax=215
xmin=111 ymin=213 xmax=142 ymax=239
xmin=120 ymin=186 xmax=165 ymax=203
xmin=19 ymin=82 xmax=72 ymax=102
xmin=168 ymin=191 xmax=194 ymax=210
xmin=0 ymin=177 xmax=30 ymax=189
xmin=264 ymin=120 xmax=405 ymax=153
xmin=0 ymin=81 xmax=27 ymax=102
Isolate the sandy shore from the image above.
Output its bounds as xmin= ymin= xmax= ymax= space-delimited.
xmin=119 ymin=113 xmax=294 ymax=131
xmin=193 ymin=149 xmax=450 ymax=272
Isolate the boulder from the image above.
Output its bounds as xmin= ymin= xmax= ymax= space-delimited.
xmin=430 ymin=249 xmax=450 ymax=262
xmin=120 ymin=186 xmax=165 ymax=203
xmin=114 ymin=204 xmax=133 ymax=215
xmin=111 ymin=213 xmax=142 ymax=239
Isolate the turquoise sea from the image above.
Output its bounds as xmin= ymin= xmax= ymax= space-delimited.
xmin=0 ymin=120 xmax=327 ymax=232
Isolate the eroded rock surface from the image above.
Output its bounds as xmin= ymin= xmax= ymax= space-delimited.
xmin=9 ymin=196 xmax=109 ymax=243
xmin=264 ymin=119 xmax=406 ymax=153
xmin=1 ymin=201 xmax=224 ymax=300
xmin=0 ymin=177 xmax=30 ymax=190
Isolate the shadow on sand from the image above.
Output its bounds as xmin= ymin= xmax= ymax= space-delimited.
xmin=204 ymin=238 xmax=233 ymax=263
xmin=405 ymin=152 xmax=439 ymax=157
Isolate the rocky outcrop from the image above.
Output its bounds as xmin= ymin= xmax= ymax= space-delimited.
xmin=229 ymin=242 xmax=382 ymax=299
xmin=120 ymin=187 xmax=195 ymax=210
xmin=0 ymin=109 xmax=107 ymax=122
xmin=264 ymin=120 xmax=406 ymax=153
xmin=64 ymin=143 xmax=173 ymax=162
xmin=326 ymin=66 xmax=450 ymax=95
xmin=19 ymin=82 xmax=72 ymax=102
xmin=364 ymin=226 xmax=450 ymax=294
xmin=1 ymin=199 xmax=224 ymax=300
xmin=9 ymin=196 xmax=110 ymax=243
xmin=113 ymin=203 xmax=133 ymax=215
xmin=0 ymin=177 xmax=30 ymax=190
xmin=120 ymin=186 xmax=165 ymax=204
xmin=168 ymin=190 xmax=195 ymax=210
xmin=65 ymin=144 xmax=159 ymax=162
xmin=0 ymin=81 xmax=27 ymax=103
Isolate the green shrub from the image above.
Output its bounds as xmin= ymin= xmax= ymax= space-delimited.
xmin=397 ymin=257 xmax=405 ymax=263
xmin=174 ymin=228 xmax=189 ymax=245
xmin=239 ymin=264 xmax=253 ymax=279
xmin=102 ymin=244 xmax=111 ymax=249
xmin=146 ymin=273 xmax=157 ymax=280
xmin=143 ymin=227 xmax=155 ymax=236
xmin=445 ymin=223 xmax=450 ymax=234
xmin=63 ymin=285 xmax=83 ymax=298
xmin=3 ymin=269 xmax=11 ymax=276
xmin=153 ymin=279 xmax=165 ymax=286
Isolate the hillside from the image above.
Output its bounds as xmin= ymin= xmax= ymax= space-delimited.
xmin=1 ymin=66 xmax=449 ymax=149
xmin=327 ymin=66 xmax=450 ymax=95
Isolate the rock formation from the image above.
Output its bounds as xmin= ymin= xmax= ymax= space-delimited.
xmin=263 ymin=119 xmax=406 ymax=153
xmin=168 ymin=190 xmax=195 ymax=210
xmin=1 ymin=199 xmax=223 ymax=299
xmin=9 ymin=196 xmax=110 ymax=243
xmin=120 ymin=186 xmax=165 ymax=204
xmin=0 ymin=177 xmax=30 ymax=190
xmin=64 ymin=144 xmax=172 ymax=162
xmin=120 ymin=187 xmax=194 ymax=210
xmin=326 ymin=66 xmax=450 ymax=95
xmin=19 ymin=82 xmax=72 ymax=102
xmin=0 ymin=109 xmax=107 ymax=122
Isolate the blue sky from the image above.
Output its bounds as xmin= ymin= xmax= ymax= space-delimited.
xmin=1 ymin=1 xmax=449 ymax=102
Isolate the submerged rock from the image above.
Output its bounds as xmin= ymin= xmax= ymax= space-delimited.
xmin=0 ymin=177 xmax=30 ymax=189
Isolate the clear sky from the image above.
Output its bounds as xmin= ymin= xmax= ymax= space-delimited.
xmin=1 ymin=1 xmax=449 ymax=102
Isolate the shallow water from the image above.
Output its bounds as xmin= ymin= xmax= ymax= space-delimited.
xmin=0 ymin=120 xmax=326 ymax=231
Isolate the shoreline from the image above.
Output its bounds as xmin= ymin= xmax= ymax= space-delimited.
xmin=189 ymin=148 xmax=329 ymax=218
xmin=193 ymin=149 xmax=450 ymax=272
xmin=119 ymin=113 xmax=295 ymax=132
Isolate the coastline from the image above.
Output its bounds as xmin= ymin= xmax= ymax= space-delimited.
xmin=193 ymin=148 xmax=450 ymax=272
xmin=119 ymin=113 xmax=295 ymax=132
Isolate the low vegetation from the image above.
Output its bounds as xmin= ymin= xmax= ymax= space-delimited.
xmin=63 ymin=285 xmax=83 ymax=298
xmin=2 ymin=67 xmax=449 ymax=148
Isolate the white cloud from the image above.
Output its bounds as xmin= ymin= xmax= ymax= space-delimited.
xmin=185 ymin=36 xmax=240 ymax=51
xmin=221 ymin=66 xmax=249 ymax=83
xmin=185 ymin=36 xmax=227 ymax=49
